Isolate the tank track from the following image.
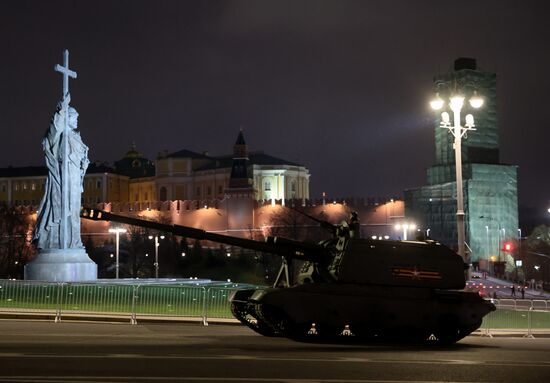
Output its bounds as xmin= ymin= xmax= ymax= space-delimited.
xmin=230 ymin=288 xmax=492 ymax=344
xmin=230 ymin=300 xmax=281 ymax=337
xmin=250 ymin=302 xmax=484 ymax=344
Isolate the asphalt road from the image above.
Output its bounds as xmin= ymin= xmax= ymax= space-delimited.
xmin=0 ymin=320 xmax=549 ymax=383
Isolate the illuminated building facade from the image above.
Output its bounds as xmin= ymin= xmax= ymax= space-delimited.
xmin=153 ymin=130 xmax=310 ymax=203
xmin=405 ymin=58 xmax=519 ymax=268
xmin=0 ymin=163 xmax=129 ymax=207
xmin=1 ymin=131 xmax=309 ymax=206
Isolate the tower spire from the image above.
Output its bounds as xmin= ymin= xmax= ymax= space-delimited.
xmin=229 ymin=129 xmax=251 ymax=188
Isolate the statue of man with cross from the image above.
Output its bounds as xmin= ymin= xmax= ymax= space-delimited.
xmin=33 ymin=50 xmax=89 ymax=250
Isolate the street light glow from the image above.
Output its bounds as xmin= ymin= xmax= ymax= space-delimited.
xmin=449 ymin=95 xmax=464 ymax=111
xmin=109 ymin=227 xmax=127 ymax=279
xmin=430 ymin=89 xmax=483 ymax=280
xmin=450 ymin=95 xmax=465 ymax=110
xmin=395 ymin=222 xmax=416 ymax=240
xmin=108 ymin=228 xmax=127 ymax=234
xmin=469 ymin=91 xmax=484 ymax=108
xmin=430 ymin=93 xmax=444 ymax=110
xmin=148 ymin=235 xmax=164 ymax=279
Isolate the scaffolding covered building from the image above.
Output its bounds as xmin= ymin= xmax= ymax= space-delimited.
xmin=404 ymin=58 xmax=518 ymax=271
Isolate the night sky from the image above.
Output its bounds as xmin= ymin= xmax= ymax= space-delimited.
xmin=1 ymin=0 xmax=549 ymax=211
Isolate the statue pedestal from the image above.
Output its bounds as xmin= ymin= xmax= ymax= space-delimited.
xmin=24 ymin=248 xmax=97 ymax=282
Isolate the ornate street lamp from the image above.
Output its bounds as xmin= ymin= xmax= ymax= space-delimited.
xmin=430 ymin=89 xmax=484 ymax=277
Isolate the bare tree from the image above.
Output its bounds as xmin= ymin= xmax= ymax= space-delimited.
xmin=0 ymin=205 xmax=36 ymax=278
xmin=125 ymin=225 xmax=152 ymax=278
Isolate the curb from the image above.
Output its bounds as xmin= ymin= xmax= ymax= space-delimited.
xmin=0 ymin=311 xmax=240 ymax=325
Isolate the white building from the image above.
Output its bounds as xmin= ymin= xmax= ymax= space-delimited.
xmin=152 ymin=130 xmax=310 ymax=203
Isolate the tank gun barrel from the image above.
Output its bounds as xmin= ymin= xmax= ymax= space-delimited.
xmin=289 ymin=207 xmax=337 ymax=234
xmin=80 ymin=207 xmax=326 ymax=261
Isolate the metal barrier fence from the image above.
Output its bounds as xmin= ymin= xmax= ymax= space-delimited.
xmin=479 ymin=298 xmax=550 ymax=338
xmin=1 ymin=281 xmax=549 ymax=337
xmin=0 ymin=280 xmax=263 ymax=325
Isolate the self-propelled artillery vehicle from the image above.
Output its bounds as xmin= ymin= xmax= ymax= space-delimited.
xmin=81 ymin=207 xmax=495 ymax=343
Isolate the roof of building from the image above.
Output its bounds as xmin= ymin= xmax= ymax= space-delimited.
xmin=165 ymin=149 xmax=211 ymax=159
xmin=115 ymin=143 xmax=155 ymax=178
xmin=0 ymin=163 xmax=122 ymax=178
xmin=249 ymin=152 xmax=303 ymax=167
xmin=0 ymin=166 xmax=48 ymax=178
xmin=87 ymin=162 xmax=118 ymax=174
xmin=194 ymin=151 xmax=304 ymax=171
xmin=123 ymin=142 xmax=144 ymax=159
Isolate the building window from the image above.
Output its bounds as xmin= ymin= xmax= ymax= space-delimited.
xmin=31 ymin=183 xmax=36 ymax=191
xmin=264 ymin=181 xmax=271 ymax=191
xmin=144 ymin=192 xmax=148 ymax=201
xmin=1 ymin=183 xmax=5 ymax=192
xmin=218 ymin=185 xmax=223 ymax=194
xmin=135 ymin=193 xmax=139 ymax=202
xmin=22 ymin=183 xmax=27 ymax=190
xmin=96 ymin=180 xmax=102 ymax=189
xmin=196 ymin=187 xmax=201 ymax=197
xmin=14 ymin=183 xmax=19 ymax=191
xmin=207 ymin=186 xmax=212 ymax=196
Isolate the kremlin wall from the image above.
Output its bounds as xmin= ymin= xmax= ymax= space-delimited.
xmin=81 ymin=197 xmax=405 ymax=245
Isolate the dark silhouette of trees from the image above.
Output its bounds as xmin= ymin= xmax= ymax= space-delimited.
xmin=0 ymin=205 xmax=36 ymax=279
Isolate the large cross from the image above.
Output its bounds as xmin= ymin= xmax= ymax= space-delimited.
xmin=54 ymin=49 xmax=77 ymax=249
xmin=54 ymin=49 xmax=77 ymax=98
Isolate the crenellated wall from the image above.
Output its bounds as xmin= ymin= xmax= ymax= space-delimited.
xmin=80 ymin=197 xmax=405 ymax=241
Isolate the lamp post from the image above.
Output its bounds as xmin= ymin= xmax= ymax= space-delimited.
xmin=148 ymin=235 xmax=165 ymax=279
xmin=485 ymin=225 xmax=490 ymax=260
xmin=500 ymin=227 xmax=506 ymax=262
xmin=108 ymin=228 xmax=127 ymax=279
xmin=431 ymin=90 xmax=484 ymax=278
